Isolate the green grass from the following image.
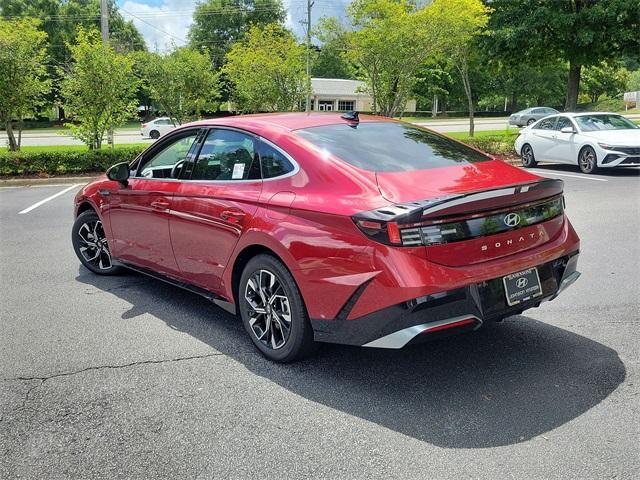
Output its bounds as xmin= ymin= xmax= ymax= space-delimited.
xmin=1 ymin=121 xmax=142 ymax=133
xmin=445 ymin=129 xmax=518 ymax=140
xmin=15 ymin=143 xmax=149 ymax=153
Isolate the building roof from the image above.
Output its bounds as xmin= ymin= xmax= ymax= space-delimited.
xmin=311 ymin=78 xmax=367 ymax=96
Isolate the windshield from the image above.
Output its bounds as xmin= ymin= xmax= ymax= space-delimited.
xmin=575 ymin=114 xmax=638 ymax=131
xmin=295 ymin=122 xmax=490 ymax=172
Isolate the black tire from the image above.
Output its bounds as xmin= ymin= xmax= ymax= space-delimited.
xmin=520 ymin=143 xmax=537 ymax=168
xmin=149 ymin=130 xmax=160 ymax=139
xmin=72 ymin=210 xmax=122 ymax=275
xmin=238 ymin=254 xmax=316 ymax=362
xmin=527 ymin=118 xmax=536 ymax=126
xmin=578 ymin=146 xmax=598 ymax=174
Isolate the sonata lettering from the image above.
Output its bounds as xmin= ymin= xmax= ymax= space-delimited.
xmin=481 ymin=230 xmax=544 ymax=252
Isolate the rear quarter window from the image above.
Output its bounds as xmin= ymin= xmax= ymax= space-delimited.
xmin=294 ymin=122 xmax=490 ymax=172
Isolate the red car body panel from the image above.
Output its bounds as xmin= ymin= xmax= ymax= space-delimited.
xmin=74 ymin=113 xmax=581 ymax=347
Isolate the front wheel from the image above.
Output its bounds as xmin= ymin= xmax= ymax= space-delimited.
xmin=527 ymin=118 xmax=536 ymax=126
xmin=239 ymin=254 xmax=316 ymax=362
xmin=72 ymin=210 xmax=122 ymax=275
xmin=579 ymin=146 xmax=598 ymax=174
xmin=521 ymin=143 xmax=537 ymax=168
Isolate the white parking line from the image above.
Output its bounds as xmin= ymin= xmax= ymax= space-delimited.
xmin=18 ymin=184 xmax=81 ymax=214
xmin=527 ymin=170 xmax=608 ymax=182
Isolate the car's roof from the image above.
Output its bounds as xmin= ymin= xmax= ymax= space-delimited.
xmin=184 ymin=112 xmax=391 ymax=132
xmin=558 ymin=112 xmax=621 ymax=118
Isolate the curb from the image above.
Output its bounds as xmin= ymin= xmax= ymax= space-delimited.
xmin=0 ymin=175 xmax=97 ymax=188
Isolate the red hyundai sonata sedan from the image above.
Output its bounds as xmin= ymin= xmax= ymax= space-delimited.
xmin=72 ymin=112 xmax=581 ymax=362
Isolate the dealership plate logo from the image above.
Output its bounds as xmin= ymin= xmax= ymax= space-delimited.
xmin=504 ymin=212 xmax=521 ymax=227
xmin=516 ymin=277 xmax=529 ymax=289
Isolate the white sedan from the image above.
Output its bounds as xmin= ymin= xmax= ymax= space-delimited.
xmin=514 ymin=112 xmax=640 ymax=174
xmin=140 ymin=117 xmax=177 ymax=139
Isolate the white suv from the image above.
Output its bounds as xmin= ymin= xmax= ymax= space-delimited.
xmin=141 ymin=117 xmax=177 ymax=139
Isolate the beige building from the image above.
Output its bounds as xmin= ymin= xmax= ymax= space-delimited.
xmin=310 ymin=78 xmax=417 ymax=113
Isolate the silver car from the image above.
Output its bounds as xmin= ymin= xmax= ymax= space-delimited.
xmin=509 ymin=107 xmax=559 ymax=127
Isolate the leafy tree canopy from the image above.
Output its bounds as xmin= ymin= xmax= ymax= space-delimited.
xmin=137 ymin=47 xmax=221 ymax=124
xmin=188 ymin=0 xmax=286 ymax=69
xmin=0 ymin=17 xmax=51 ymax=151
xmin=487 ymin=0 xmax=640 ymax=110
xmin=60 ymin=28 xmax=139 ymax=149
xmin=223 ymin=24 xmax=307 ymax=113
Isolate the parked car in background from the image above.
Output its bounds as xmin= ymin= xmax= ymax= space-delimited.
xmin=72 ymin=113 xmax=580 ymax=362
xmin=509 ymin=107 xmax=559 ymax=127
xmin=141 ymin=117 xmax=177 ymax=139
xmin=514 ymin=112 xmax=640 ymax=174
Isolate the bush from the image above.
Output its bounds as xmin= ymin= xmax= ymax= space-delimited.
xmin=461 ymin=134 xmax=519 ymax=156
xmin=0 ymin=145 xmax=146 ymax=176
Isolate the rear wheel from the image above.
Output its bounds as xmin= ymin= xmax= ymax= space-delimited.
xmin=578 ymin=146 xmax=598 ymax=174
xmin=72 ymin=210 xmax=122 ymax=275
xmin=149 ymin=129 xmax=160 ymax=139
xmin=520 ymin=143 xmax=537 ymax=168
xmin=239 ymin=254 xmax=316 ymax=362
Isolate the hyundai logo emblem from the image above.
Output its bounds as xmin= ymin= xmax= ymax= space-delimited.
xmin=504 ymin=213 xmax=521 ymax=227
xmin=516 ymin=277 xmax=529 ymax=289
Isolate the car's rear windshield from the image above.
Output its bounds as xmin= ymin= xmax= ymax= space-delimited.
xmin=294 ymin=122 xmax=490 ymax=172
xmin=575 ymin=114 xmax=638 ymax=131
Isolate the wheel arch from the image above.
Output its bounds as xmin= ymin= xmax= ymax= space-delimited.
xmin=229 ymin=243 xmax=294 ymax=308
xmin=76 ymin=201 xmax=97 ymax=217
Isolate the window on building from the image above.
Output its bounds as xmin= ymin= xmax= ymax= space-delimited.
xmin=338 ymin=100 xmax=355 ymax=111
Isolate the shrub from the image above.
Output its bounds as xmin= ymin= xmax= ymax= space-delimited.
xmin=0 ymin=145 xmax=146 ymax=176
xmin=462 ymin=134 xmax=519 ymax=156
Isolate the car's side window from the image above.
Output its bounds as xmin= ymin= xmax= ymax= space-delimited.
xmin=534 ymin=117 xmax=557 ymax=130
xmin=191 ymin=129 xmax=261 ymax=181
xmin=137 ymin=133 xmax=198 ymax=179
xmin=259 ymin=141 xmax=295 ymax=179
xmin=531 ymin=108 xmax=543 ymax=114
xmin=555 ymin=117 xmax=574 ymax=131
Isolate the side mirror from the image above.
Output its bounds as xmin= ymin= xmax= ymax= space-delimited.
xmin=560 ymin=126 xmax=576 ymax=134
xmin=106 ymin=162 xmax=130 ymax=187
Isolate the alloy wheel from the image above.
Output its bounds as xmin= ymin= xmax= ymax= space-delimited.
xmin=244 ymin=269 xmax=292 ymax=350
xmin=522 ymin=145 xmax=534 ymax=166
xmin=76 ymin=220 xmax=113 ymax=270
xmin=580 ymin=149 xmax=596 ymax=173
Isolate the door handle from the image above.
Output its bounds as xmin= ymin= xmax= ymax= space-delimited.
xmin=220 ymin=210 xmax=246 ymax=222
xmin=150 ymin=200 xmax=170 ymax=210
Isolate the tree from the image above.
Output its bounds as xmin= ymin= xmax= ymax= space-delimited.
xmin=311 ymin=17 xmax=354 ymax=79
xmin=188 ymin=0 xmax=286 ymax=69
xmin=342 ymin=0 xmax=440 ymax=117
xmin=0 ymin=1 xmax=146 ymax=62
xmin=487 ymin=0 xmax=640 ymax=111
xmin=582 ymin=61 xmax=630 ymax=103
xmin=428 ymin=0 xmax=491 ymax=136
xmin=60 ymin=28 xmax=138 ymax=150
xmin=223 ymin=24 xmax=308 ymax=113
xmin=139 ymin=48 xmax=220 ymax=125
xmin=0 ymin=18 xmax=51 ymax=151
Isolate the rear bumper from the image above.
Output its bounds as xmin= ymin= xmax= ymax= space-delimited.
xmin=311 ymin=251 xmax=580 ymax=348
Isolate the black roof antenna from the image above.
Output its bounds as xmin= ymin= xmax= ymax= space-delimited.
xmin=341 ymin=111 xmax=359 ymax=123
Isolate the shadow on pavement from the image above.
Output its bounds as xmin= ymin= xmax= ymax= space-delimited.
xmin=533 ymin=163 xmax=640 ymax=177
xmin=77 ymin=268 xmax=626 ymax=449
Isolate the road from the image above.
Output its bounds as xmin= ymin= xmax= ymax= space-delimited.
xmin=1 ymin=166 xmax=639 ymax=479
xmin=3 ymin=113 xmax=638 ymax=146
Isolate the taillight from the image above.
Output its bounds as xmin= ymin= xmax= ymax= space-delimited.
xmin=142 ymin=123 xmax=148 ymax=128
xmin=353 ymin=195 xmax=564 ymax=247
xmin=353 ymin=219 xmax=403 ymax=245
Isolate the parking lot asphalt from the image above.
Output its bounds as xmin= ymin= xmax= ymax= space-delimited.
xmin=1 ymin=165 xmax=639 ymax=479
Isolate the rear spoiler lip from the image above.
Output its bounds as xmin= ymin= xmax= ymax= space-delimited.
xmin=354 ymin=178 xmax=564 ymax=224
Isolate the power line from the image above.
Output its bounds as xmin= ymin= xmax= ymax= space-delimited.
xmin=120 ymin=8 xmax=187 ymax=46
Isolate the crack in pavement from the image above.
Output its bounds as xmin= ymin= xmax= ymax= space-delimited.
xmin=4 ymin=352 xmax=225 ymax=383
xmin=1 ymin=353 xmax=226 ymax=420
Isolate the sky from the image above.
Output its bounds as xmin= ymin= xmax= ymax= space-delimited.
xmin=117 ymin=0 xmax=351 ymax=52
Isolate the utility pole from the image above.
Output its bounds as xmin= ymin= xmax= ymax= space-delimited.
xmin=305 ymin=0 xmax=314 ymax=112
xmin=100 ymin=0 xmax=109 ymax=45
xmin=100 ymin=0 xmax=113 ymax=148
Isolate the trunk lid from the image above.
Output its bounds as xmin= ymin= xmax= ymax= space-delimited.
xmin=374 ymin=161 xmax=566 ymax=266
